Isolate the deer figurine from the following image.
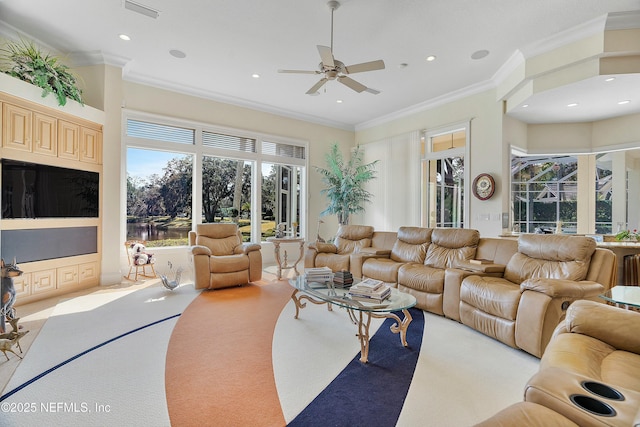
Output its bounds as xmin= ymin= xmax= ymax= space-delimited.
xmin=0 ymin=334 xmax=23 ymax=361
xmin=0 ymin=317 xmax=29 ymax=354
xmin=1 ymin=258 xmax=23 ymax=334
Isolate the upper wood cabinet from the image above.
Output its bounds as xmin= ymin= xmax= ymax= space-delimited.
xmin=80 ymin=126 xmax=101 ymax=164
xmin=58 ymin=119 xmax=80 ymax=160
xmin=33 ymin=112 xmax=58 ymax=156
xmin=2 ymin=102 xmax=32 ymax=151
xmin=1 ymin=96 xmax=102 ymax=165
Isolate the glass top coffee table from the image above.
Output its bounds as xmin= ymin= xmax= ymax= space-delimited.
xmin=288 ymin=275 xmax=417 ymax=363
xmin=599 ymin=286 xmax=640 ymax=310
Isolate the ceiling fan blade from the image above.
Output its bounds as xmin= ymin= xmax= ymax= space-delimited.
xmin=306 ymin=77 xmax=329 ymax=95
xmin=278 ymin=69 xmax=320 ymax=74
xmin=337 ymin=76 xmax=367 ymax=93
xmin=345 ymin=59 xmax=385 ymax=74
xmin=317 ymin=45 xmax=335 ymax=68
xmin=364 ymin=87 xmax=381 ymax=95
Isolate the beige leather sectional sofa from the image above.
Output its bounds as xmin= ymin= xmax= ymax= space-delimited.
xmin=477 ymin=299 xmax=640 ymax=426
xmin=305 ymin=225 xmax=616 ymax=358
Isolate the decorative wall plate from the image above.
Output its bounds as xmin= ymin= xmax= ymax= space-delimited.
xmin=472 ymin=173 xmax=495 ymax=200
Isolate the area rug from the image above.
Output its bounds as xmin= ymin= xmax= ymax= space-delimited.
xmin=165 ymin=280 xmax=292 ymax=426
xmin=0 ymin=278 xmax=540 ymax=426
xmin=0 ymin=282 xmax=199 ymax=426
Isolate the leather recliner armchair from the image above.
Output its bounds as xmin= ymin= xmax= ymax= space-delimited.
xmin=476 ymin=299 xmax=640 ymax=426
xmin=189 ymin=223 xmax=262 ymax=290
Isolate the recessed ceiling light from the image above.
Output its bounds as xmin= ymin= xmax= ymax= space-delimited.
xmin=425 ymin=55 xmax=436 ymax=62
xmin=119 ymin=34 xmax=131 ymax=41
xmin=618 ymin=100 xmax=631 ymax=105
xmin=169 ymin=49 xmax=186 ymax=59
xmin=252 ymin=73 xmax=260 ymax=79
xmin=336 ymin=99 xmax=343 ymax=104
xmin=471 ymin=50 xmax=489 ymax=60
xmin=567 ymin=103 xmax=578 ymax=107
xmin=605 ymin=77 xmax=616 ymax=82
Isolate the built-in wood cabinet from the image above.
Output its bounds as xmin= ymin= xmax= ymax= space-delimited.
xmin=12 ymin=269 xmax=56 ymax=301
xmin=80 ymin=126 xmax=101 ymax=164
xmin=56 ymin=261 xmax=99 ymax=290
xmin=2 ymin=102 xmax=32 ymax=152
xmin=33 ymin=112 xmax=58 ymax=156
xmin=58 ymin=119 xmax=80 ymax=160
xmin=1 ymin=95 xmax=102 ymax=166
xmin=1 ymin=84 xmax=104 ymax=306
xmin=12 ymin=258 xmax=100 ymax=303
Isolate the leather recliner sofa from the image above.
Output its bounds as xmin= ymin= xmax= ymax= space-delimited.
xmin=459 ymin=234 xmax=616 ymax=358
xmin=361 ymin=226 xmax=433 ymax=286
xmin=305 ymin=225 xmax=398 ymax=278
xmin=305 ymin=226 xmax=616 ymax=358
xmin=476 ymin=299 xmax=640 ymax=426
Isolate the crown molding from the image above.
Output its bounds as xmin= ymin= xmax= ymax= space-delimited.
xmin=68 ymin=50 xmax=131 ymax=69
xmin=519 ymin=13 xmax=607 ymax=59
xmin=0 ymin=19 xmax=62 ymax=55
xmin=355 ymin=79 xmax=495 ymax=132
xmin=605 ymin=10 xmax=640 ymax=30
xmin=123 ymin=71 xmax=355 ymax=132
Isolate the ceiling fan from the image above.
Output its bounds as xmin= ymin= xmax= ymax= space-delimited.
xmin=278 ymin=0 xmax=385 ymax=95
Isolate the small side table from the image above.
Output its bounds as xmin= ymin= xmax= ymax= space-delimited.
xmin=599 ymin=286 xmax=640 ymax=311
xmin=266 ymin=237 xmax=305 ymax=280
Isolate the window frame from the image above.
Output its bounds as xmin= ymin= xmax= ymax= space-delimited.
xmin=122 ymin=109 xmax=308 ymax=244
xmin=422 ymin=122 xmax=470 ymax=228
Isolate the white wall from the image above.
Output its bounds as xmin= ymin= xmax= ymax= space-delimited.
xmin=358 ymin=131 xmax=422 ymax=232
xmin=356 ymin=89 xmax=506 ymax=237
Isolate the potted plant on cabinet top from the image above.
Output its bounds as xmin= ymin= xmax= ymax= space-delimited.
xmin=315 ymin=143 xmax=378 ymax=225
xmin=0 ymin=38 xmax=84 ymax=107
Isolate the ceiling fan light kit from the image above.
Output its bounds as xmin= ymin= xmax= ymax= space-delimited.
xmin=279 ymin=0 xmax=385 ymax=95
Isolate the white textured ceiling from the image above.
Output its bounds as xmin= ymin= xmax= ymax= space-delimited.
xmin=1 ymin=0 xmax=639 ymax=129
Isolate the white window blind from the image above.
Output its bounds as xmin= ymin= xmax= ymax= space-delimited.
xmin=262 ymin=141 xmax=305 ymax=160
xmin=202 ymin=131 xmax=256 ymax=153
xmin=126 ymin=119 xmax=194 ymax=144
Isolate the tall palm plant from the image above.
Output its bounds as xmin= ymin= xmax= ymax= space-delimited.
xmin=315 ymin=144 xmax=378 ymax=225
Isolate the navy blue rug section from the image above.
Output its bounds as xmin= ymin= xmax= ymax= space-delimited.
xmin=288 ymin=308 xmax=425 ymax=427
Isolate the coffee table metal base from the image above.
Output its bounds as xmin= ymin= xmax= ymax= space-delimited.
xmin=290 ymin=289 xmax=412 ymax=363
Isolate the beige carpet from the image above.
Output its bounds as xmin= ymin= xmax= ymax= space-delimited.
xmin=0 ymin=270 xmax=540 ymax=426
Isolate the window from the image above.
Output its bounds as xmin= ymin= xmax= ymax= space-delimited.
xmin=261 ymin=163 xmax=302 ymax=239
xmin=511 ymin=154 xmax=578 ymax=233
xmin=126 ymin=148 xmax=193 ymax=246
xmin=595 ymin=153 xmax=613 ymax=234
xmin=423 ymin=128 xmax=467 ymax=228
xmin=125 ymin=116 xmax=307 ymax=246
xmin=201 ymin=156 xmax=253 ymax=240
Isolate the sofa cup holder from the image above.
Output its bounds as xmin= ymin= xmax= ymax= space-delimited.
xmin=569 ymin=394 xmax=617 ymax=417
xmin=581 ymin=381 xmax=625 ymax=401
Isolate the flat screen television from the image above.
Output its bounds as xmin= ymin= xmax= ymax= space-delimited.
xmin=1 ymin=159 xmax=99 ymax=218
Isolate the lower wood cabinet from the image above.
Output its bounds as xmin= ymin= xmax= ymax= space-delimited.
xmin=12 ymin=259 xmax=100 ymax=305
xmin=57 ymin=262 xmax=99 ymax=289
xmin=12 ymin=269 xmax=56 ymax=300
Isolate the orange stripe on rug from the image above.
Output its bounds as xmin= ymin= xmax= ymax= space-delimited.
xmin=165 ymin=280 xmax=292 ymax=427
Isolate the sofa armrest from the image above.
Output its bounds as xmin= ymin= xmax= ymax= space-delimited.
xmin=565 ymin=299 xmax=640 ymax=353
xmin=520 ymin=278 xmax=604 ymax=299
xmin=359 ymin=247 xmax=391 ymax=256
xmin=311 ymin=242 xmax=338 ymax=254
xmin=241 ymin=243 xmax=262 ymax=254
xmin=192 ymin=245 xmax=212 ymax=256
